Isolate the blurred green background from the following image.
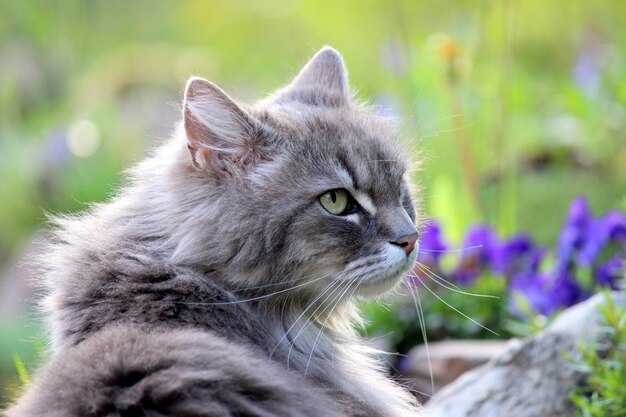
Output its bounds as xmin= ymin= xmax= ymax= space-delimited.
xmin=1 ymin=0 xmax=625 ymax=405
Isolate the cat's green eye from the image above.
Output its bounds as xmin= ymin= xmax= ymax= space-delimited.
xmin=319 ymin=189 xmax=356 ymax=216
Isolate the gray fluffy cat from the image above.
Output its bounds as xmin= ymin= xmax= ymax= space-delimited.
xmin=6 ymin=47 xmax=422 ymax=417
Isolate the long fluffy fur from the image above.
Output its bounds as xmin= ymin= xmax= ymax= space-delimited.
xmin=6 ymin=47 xmax=422 ymax=417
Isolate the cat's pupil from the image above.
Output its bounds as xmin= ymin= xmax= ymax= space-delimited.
xmin=331 ymin=191 xmax=337 ymax=203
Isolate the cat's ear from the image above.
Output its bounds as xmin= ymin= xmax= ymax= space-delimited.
xmin=280 ymin=46 xmax=350 ymax=105
xmin=183 ymin=77 xmax=256 ymax=177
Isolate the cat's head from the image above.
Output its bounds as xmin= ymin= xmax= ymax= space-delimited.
xmin=174 ymin=47 xmax=418 ymax=300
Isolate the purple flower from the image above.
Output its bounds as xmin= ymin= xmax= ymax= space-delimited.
xmin=605 ymin=212 xmax=626 ymax=241
xmin=580 ymin=211 xmax=626 ymax=266
xmin=594 ymin=257 xmax=624 ymax=289
xmin=508 ymin=248 xmax=545 ymax=311
xmin=380 ymin=37 xmax=408 ymax=76
xmin=573 ymin=47 xmax=602 ymax=96
xmin=508 ymin=247 xmax=584 ymax=316
xmin=572 ymin=29 xmax=605 ymax=97
xmin=416 ymin=221 xmax=447 ymax=267
xmin=510 ymin=271 xmax=550 ymax=315
xmin=510 ymin=266 xmax=585 ymax=316
xmin=413 ymin=197 xmax=625 ymax=320
xmin=546 ymin=269 xmax=586 ymax=314
xmin=555 ymin=196 xmax=592 ymax=271
xmin=44 ymin=129 xmax=70 ymax=168
xmin=453 ymin=225 xmax=499 ymax=285
xmin=492 ymin=234 xmax=534 ymax=277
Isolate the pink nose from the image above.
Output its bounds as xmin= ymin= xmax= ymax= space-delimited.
xmin=391 ymin=233 xmax=418 ymax=256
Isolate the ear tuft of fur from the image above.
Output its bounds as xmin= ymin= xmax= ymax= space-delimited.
xmin=183 ymin=77 xmax=256 ymax=177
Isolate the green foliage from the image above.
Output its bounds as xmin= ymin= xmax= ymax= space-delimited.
xmin=0 ymin=319 xmax=45 ymax=406
xmin=361 ymin=273 xmax=513 ymax=354
xmin=570 ymin=293 xmax=626 ymax=417
xmin=12 ymin=353 xmax=29 ymax=386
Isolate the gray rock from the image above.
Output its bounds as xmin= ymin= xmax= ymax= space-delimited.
xmin=425 ymin=292 xmax=625 ymax=417
xmin=404 ymin=340 xmax=507 ymax=400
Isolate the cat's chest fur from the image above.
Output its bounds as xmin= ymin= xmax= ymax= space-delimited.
xmin=48 ymin=253 xmax=406 ymax=416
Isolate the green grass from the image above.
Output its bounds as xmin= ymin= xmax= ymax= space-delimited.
xmin=0 ymin=319 xmax=44 ymax=406
xmin=12 ymin=353 xmax=29 ymax=386
xmin=570 ymin=292 xmax=626 ymax=417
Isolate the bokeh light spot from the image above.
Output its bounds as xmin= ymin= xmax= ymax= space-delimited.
xmin=66 ymin=120 xmax=101 ymax=157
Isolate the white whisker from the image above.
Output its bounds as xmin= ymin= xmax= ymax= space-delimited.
xmin=414 ymin=263 xmax=498 ymax=299
xmin=270 ymin=277 xmax=343 ymax=360
xmin=417 ymin=120 xmax=479 ymax=141
xmin=174 ymin=273 xmax=332 ymax=306
xmin=418 ymin=244 xmax=484 ymax=254
xmin=411 ymin=274 xmax=499 ymax=336
xmin=286 ymin=279 xmax=350 ymax=368
xmin=305 ymin=277 xmax=361 ymax=376
xmin=405 ymin=280 xmax=434 ymax=395
xmin=330 ymin=326 xmax=340 ymax=365
xmin=231 ymin=270 xmax=331 ymax=292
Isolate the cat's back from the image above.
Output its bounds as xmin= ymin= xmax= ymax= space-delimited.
xmin=6 ymin=325 xmax=353 ymax=417
xmin=44 ymin=245 xmax=269 ymax=351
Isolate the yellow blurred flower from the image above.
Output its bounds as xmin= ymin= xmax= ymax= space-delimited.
xmin=438 ymin=37 xmax=460 ymax=61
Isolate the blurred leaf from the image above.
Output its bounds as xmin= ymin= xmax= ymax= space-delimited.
xmin=11 ymin=353 xmax=29 ymax=386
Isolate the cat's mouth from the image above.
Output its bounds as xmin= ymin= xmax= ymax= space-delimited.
xmin=341 ymin=244 xmax=418 ymax=299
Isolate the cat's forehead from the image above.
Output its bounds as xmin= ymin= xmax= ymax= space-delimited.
xmin=256 ymin=104 xmax=407 ymax=201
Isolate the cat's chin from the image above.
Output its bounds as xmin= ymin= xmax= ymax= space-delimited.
xmin=353 ymin=250 xmax=417 ymax=299
xmin=354 ymin=273 xmax=405 ymax=299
